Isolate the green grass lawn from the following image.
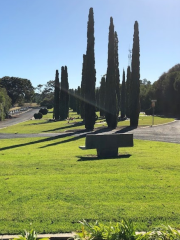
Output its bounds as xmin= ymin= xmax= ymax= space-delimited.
xmin=0 ymin=135 xmax=180 ymax=234
xmin=0 ymin=110 xmax=175 ymax=134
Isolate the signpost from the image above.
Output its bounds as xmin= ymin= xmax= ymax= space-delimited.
xmin=151 ymin=100 xmax=157 ymax=126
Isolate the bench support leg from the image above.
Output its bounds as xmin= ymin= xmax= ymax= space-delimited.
xmin=97 ymin=148 xmax=118 ymax=158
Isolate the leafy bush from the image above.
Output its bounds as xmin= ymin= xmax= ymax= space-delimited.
xmin=75 ymin=220 xmax=180 ymax=240
xmin=13 ymin=229 xmax=49 ymax=240
xmin=34 ymin=112 xmax=43 ymax=119
xmin=39 ymin=108 xmax=48 ymax=115
xmin=75 ymin=219 xmax=136 ymax=240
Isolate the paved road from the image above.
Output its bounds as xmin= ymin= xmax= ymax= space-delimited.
xmin=126 ymin=120 xmax=180 ymax=144
xmin=0 ymin=110 xmax=179 ymax=144
xmin=0 ymin=108 xmax=39 ymax=129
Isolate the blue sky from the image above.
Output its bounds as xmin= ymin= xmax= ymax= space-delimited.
xmin=0 ymin=0 xmax=179 ymax=90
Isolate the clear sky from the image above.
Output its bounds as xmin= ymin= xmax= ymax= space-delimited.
xmin=0 ymin=0 xmax=179 ymax=90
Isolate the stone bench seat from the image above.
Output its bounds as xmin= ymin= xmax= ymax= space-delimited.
xmin=79 ymin=133 xmax=133 ymax=158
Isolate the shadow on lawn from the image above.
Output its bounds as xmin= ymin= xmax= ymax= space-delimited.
xmin=77 ymin=154 xmax=131 ymax=161
xmin=115 ymin=126 xmax=137 ymax=133
xmin=42 ymin=121 xmax=84 ymax=133
xmin=39 ymin=127 xmax=114 ymax=148
xmin=0 ymin=132 xmax=76 ymax=151
xmin=0 ymin=126 xmax=131 ymax=152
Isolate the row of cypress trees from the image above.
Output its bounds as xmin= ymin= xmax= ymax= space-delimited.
xmin=58 ymin=8 xmax=140 ymax=129
xmin=54 ymin=66 xmax=69 ymax=120
xmin=79 ymin=8 xmax=140 ymax=129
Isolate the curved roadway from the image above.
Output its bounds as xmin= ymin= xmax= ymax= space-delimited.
xmin=0 ymin=110 xmax=179 ymax=144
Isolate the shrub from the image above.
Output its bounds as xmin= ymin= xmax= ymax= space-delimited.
xmin=34 ymin=112 xmax=43 ymax=119
xmin=13 ymin=229 xmax=49 ymax=240
xmin=39 ymin=108 xmax=48 ymax=115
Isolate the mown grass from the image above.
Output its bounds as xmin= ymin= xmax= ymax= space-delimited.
xmin=0 ymin=110 xmax=175 ymax=134
xmin=0 ymin=135 xmax=180 ymax=234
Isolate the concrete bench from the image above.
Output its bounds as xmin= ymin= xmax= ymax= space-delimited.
xmin=79 ymin=133 xmax=133 ymax=158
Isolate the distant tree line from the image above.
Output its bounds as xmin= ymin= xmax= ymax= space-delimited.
xmin=0 ymin=77 xmax=34 ymax=120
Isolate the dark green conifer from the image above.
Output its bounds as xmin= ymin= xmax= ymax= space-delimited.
xmin=99 ymin=76 xmax=106 ymax=116
xmin=126 ymin=66 xmax=131 ymax=118
xmin=130 ymin=21 xmax=140 ymax=127
xmin=60 ymin=66 xmax=69 ymax=120
xmin=121 ymin=69 xmax=126 ymax=118
xmin=105 ymin=17 xmax=118 ymax=129
xmin=80 ymin=54 xmax=86 ymax=120
xmin=54 ymin=70 xmax=60 ymax=120
xmin=114 ymin=31 xmax=120 ymax=115
xmin=84 ymin=8 xmax=96 ymax=130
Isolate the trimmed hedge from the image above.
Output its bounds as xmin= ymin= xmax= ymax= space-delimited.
xmin=34 ymin=112 xmax=43 ymax=119
xmin=39 ymin=108 xmax=48 ymax=115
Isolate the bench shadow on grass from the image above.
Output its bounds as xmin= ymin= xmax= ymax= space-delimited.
xmin=77 ymin=154 xmax=131 ymax=161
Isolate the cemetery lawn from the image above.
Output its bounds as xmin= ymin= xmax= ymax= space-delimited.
xmin=0 ymin=111 xmax=175 ymax=134
xmin=0 ymin=136 xmax=180 ymax=234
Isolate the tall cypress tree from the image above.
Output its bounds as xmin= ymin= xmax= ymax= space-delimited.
xmin=114 ymin=31 xmax=120 ymax=116
xmin=60 ymin=66 xmax=69 ymax=120
xmin=130 ymin=21 xmax=140 ymax=127
xmin=126 ymin=66 xmax=131 ymax=118
xmin=84 ymin=8 xmax=96 ymax=130
xmin=80 ymin=54 xmax=86 ymax=120
xmin=105 ymin=17 xmax=118 ymax=129
xmin=54 ymin=70 xmax=60 ymax=120
xmin=121 ymin=69 xmax=126 ymax=118
xmin=99 ymin=76 xmax=106 ymax=116
xmin=64 ymin=66 xmax=69 ymax=118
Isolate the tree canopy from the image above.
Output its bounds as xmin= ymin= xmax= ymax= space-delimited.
xmin=0 ymin=76 xmax=34 ymax=105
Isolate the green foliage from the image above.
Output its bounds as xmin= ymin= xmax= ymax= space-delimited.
xmin=121 ymin=70 xmax=126 ymax=118
xmin=54 ymin=70 xmax=60 ymax=120
xmin=0 ymin=87 xmax=11 ymax=120
xmin=75 ymin=219 xmax=136 ymax=240
xmin=137 ymin=225 xmax=180 ymax=240
xmin=105 ymin=17 xmax=118 ymax=129
xmin=140 ymin=79 xmax=154 ymax=112
xmin=60 ymin=66 xmax=69 ymax=120
xmin=153 ymin=65 xmax=180 ymax=116
xmin=114 ymin=31 xmax=120 ymax=115
xmin=130 ymin=21 xmax=140 ymax=127
xmin=39 ymin=108 xmax=48 ymax=115
xmin=34 ymin=112 xmax=43 ymax=119
xmin=99 ymin=76 xmax=106 ymax=117
xmin=84 ymin=8 xmax=96 ymax=130
xmin=126 ymin=66 xmax=131 ymax=118
xmin=80 ymin=54 xmax=86 ymax=120
xmin=13 ymin=229 xmax=49 ymax=240
xmin=0 ymin=76 xmax=34 ymax=105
